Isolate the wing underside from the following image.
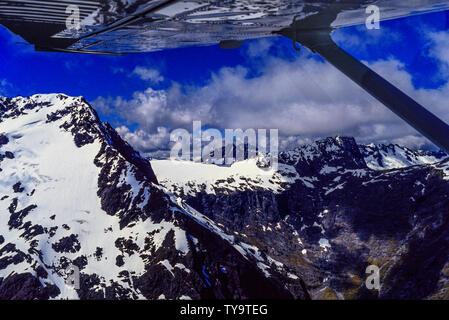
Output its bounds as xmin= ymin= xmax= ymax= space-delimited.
xmin=1 ymin=0 xmax=449 ymax=54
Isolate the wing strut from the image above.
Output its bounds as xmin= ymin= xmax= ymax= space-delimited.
xmin=280 ymin=28 xmax=449 ymax=152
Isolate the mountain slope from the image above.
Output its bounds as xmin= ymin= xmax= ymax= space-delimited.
xmin=0 ymin=94 xmax=308 ymax=300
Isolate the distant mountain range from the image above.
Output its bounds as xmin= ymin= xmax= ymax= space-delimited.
xmin=1 ymin=94 xmax=449 ymax=300
xmin=153 ymin=137 xmax=449 ymax=300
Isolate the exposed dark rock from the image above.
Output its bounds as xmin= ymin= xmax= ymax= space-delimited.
xmin=116 ymin=255 xmax=124 ymax=267
xmin=0 ymin=134 xmax=8 ymax=146
xmin=0 ymin=273 xmax=60 ymax=300
xmin=8 ymin=204 xmax=37 ymax=229
xmin=52 ymin=234 xmax=81 ymax=254
xmin=12 ymin=182 xmax=24 ymax=193
xmin=4 ymin=151 xmax=14 ymax=159
xmin=73 ymin=256 xmax=88 ymax=270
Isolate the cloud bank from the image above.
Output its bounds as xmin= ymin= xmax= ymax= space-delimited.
xmin=92 ymin=28 xmax=449 ymax=156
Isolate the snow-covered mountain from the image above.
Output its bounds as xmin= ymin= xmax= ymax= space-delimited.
xmin=2 ymin=93 xmax=448 ymax=300
xmin=152 ymin=158 xmax=299 ymax=196
xmin=153 ymin=136 xmax=448 ymax=196
xmin=0 ymin=94 xmax=308 ymax=300
xmin=154 ymin=137 xmax=449 ymax=300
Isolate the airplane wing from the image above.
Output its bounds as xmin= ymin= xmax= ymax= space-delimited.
xmin=1 ymin=0 xmax=448 ymax=54
xmin=2 ymin=0 xmax=449 ymax=152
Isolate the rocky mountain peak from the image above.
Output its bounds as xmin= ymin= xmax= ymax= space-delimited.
xmin=279 ymin=136 xmax=367 ymax=176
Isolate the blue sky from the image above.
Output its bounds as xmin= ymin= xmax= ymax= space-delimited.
xmin=2 ymin=10 xmax=449 ymax=154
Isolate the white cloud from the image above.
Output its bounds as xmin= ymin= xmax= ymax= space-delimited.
xmin=132 ymin=66 xmax=164 ymax=84
xmin=0 ymin=79 xmax=15 ymax=97
xmin=333 ymin=25 xmax=402 ymax=55
xmin=427 ymin=30 xmax=449 ymax=78
xmin=245 ymin=38 xmax=275 ymax=57
xmin=116 ymin=125 xmax=171 ymax=154
xmin=428 ymin=31 xmax=449 ymax=64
